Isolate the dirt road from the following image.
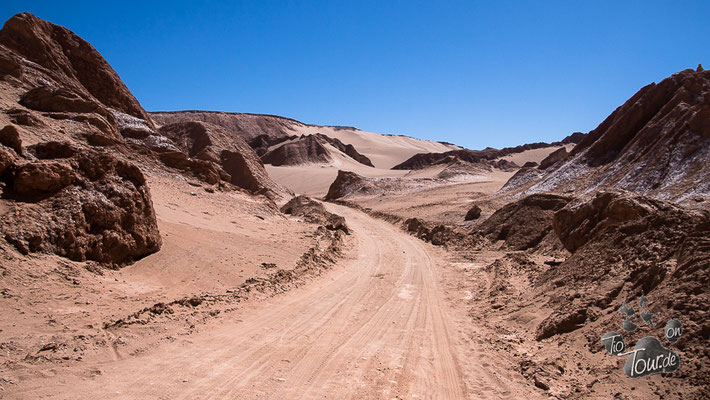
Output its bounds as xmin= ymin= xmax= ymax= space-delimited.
xmin=20 ymin=205 xmax=511 ymax=399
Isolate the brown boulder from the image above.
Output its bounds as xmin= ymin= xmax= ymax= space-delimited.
xmin=404 ymin=217 xmax=467 ymax=246
xmin=1 ymin=147 xmax=161 ymax=265
xmin=0 ymin=146 xmax=15 ymax=176
xmin=464 ymin=204 xmax=482 ymax=221
xmin=0 ymin=124 xmax=22 ymax=154
xmin=325 ymin=170 xmax=376 ymax=200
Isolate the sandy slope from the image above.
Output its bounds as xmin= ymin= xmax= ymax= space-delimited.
xmin=13 ymin=204 xmax=537 ymax=400
xmin=293 ymin=125 xmax=460 ymax=169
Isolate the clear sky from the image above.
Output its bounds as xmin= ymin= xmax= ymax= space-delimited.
xmin=2 ymin=1 xmax=708 ymax=149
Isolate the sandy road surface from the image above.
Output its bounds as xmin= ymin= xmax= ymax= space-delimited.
xmin=19 ymin=205 xmax=490 ymax=399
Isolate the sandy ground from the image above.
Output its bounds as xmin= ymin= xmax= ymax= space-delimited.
xmin=5 ymin=140 xmax=650 ymax=399
xmin=0 ymin=171 xmax=322 ymax=396
xmin=3 ymin=204 xmax=543 ymax=400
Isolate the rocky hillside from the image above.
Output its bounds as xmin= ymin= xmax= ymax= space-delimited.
xmin=158 ymin=121 xmax=290 ymax=196
xmin=539 ymin=192 xmax=709 ymax=391
xmin=152 ymin=110 xmax=461 ymax=170
xmin=151 ymin=111 xmax=302 ymax=141
xmin=500 ymin=67 xmax=710 ymax=203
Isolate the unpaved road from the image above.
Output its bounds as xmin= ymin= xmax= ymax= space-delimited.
xmin=17 ymin=205 xmax=514 ymax=399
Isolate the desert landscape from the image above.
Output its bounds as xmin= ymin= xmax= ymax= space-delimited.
xmin=0 ymin=10 xmax=708 ymax=400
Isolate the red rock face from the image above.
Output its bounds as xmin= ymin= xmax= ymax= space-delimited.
xmin=0 ymin=12 xmax=155 ymax=127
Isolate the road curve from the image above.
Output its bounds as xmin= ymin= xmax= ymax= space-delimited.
xmin=42 ymin=204 xmax=470 ymax=399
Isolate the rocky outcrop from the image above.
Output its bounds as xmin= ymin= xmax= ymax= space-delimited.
xmin=280 ymin=195 xmax=348 ymax=233
xmin=478 ymin=193 xmax=572 ymax=251
xmin=325 ymin=170 xmax=377 ymax=200
xmin=157 ymin=150 xmax=229 ymax=185
xmin=12 ymin=160 xmax=75 ymax=197
xmin=560 ymin=131 xmax=585 ymax=145
xmin=0 ymin=12 xmax=154 ymax=128
xmin=553 ymin=192 xmax=655 ymax=253
xmin=503 ymin=68 xmax=710 ymax=202
xmin=261 ymin=135 xmax=332 ymax=166
xmin=20 ymin=86 xmax=104 ymax=114
xmin=0 ymin=143 xmax=161 ymax=265
xmin=314 ymin=134 xmax=373 ymax=167
xmin=404 ymin=218 xmax=470 ymax=246
xmin=533 ymin=192 xmax=709 ymax=390
xmin=261 ymin=133 xmax=374 ymax=167
xmin=248 ymin=134 xmax=296 ymax=156
xmin=158 ymin=121 xmax=286 ymax=195
xmin=538 ymin=147 xmax=567 ymax=170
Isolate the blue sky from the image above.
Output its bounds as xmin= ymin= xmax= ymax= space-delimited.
xmin=2 ymin=1 xmax=708 ymax=149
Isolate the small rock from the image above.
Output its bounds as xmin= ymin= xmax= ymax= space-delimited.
xmin=0 ymin=125 xmax=22 ymax=154
xmin=464 ymin=204 xmax=481 ymax=221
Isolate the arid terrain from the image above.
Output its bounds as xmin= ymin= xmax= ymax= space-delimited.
xmin=0 ymin=12 xmax=708 ymax=400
